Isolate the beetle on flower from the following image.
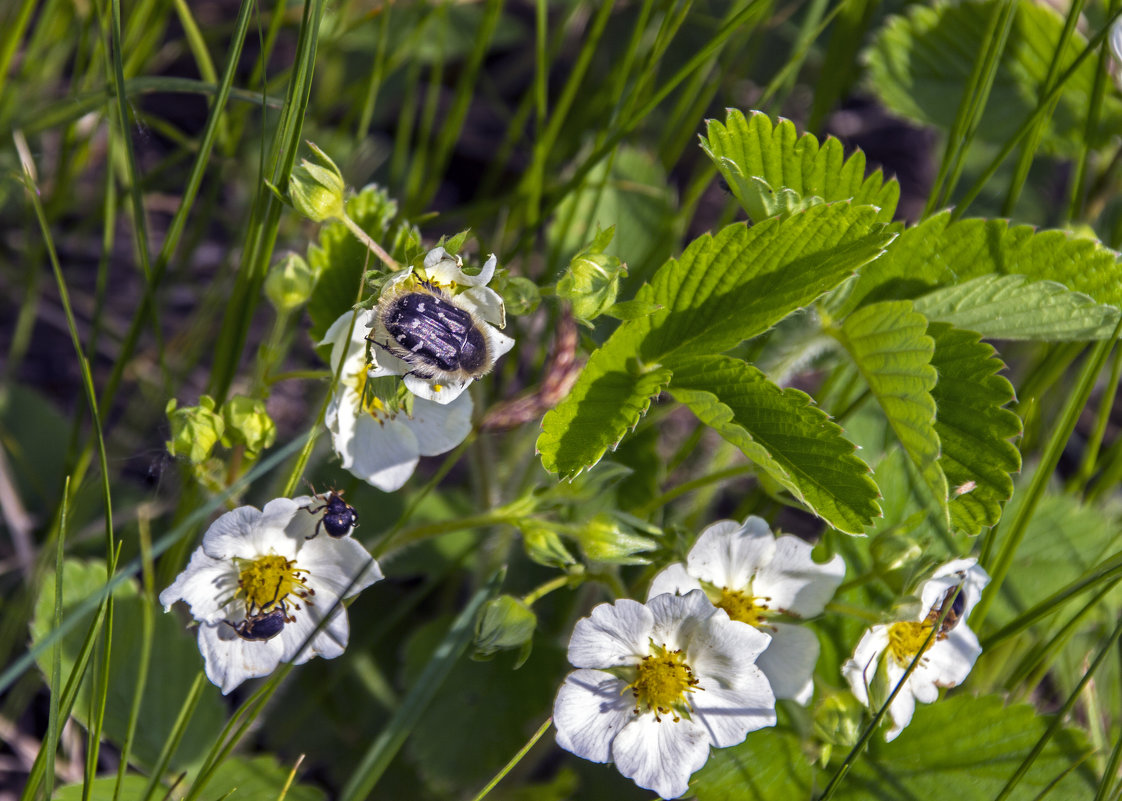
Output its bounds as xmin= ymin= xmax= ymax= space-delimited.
xmin=322 ymin=308 xmax=474 ymax=492
xmin=367 ymin=247 xmax=515 ymax=405
xmin=842 ymin=558 xmax=990 ymax=741
xmin=159 ymin=497 xmax=382 ymax=694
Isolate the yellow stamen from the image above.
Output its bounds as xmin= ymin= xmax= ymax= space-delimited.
xmin=887 ymin=621 xmax=935 ymax=667
xmin=234 ymin=554 xmax=311 ymax=617
xmin=716 ymin=588 xmax=770 ymax=628
xmin=627 ymin=641 xmax=700 ymax=722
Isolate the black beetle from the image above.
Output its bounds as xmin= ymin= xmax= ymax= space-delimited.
xmin=303 ymin=489 xmax=358 ymax=539
xmin=376 ymin=283 xmax=491 ymax=381
xmin=227 ymin=607 xmax=288 ymax=641
xmin=926 ymin=578 xmax=968 ymax=639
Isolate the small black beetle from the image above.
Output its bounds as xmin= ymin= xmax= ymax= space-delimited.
xmin=303 ymin=489 xmax=358 ymax=539
xmin=376 ymin=283 xmax=491 ymax=382
xmin=227 ymin=607 xmax=288 ymax=641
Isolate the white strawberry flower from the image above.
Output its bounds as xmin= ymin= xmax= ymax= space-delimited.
xmin=322 ymin=309 xmax=474 ymax=492
xmin=159 ymin=497 xmax=382 ymax=694
xmin=648 ymin=516 xmax=845 ymax=704
xmin=842 ymin=558 xmax=990 ymax=741
xmin=553 ymin=590 xmax=776 ymax=799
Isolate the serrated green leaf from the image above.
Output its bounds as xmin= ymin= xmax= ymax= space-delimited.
xmin=837 ymin=301 xmax=948 ymax=525
xmin=539 ymin=204 xmax=895 ymax=478
xmin=700 ymin=109 xmax=899 ymax=223
xmin=305 ymin=185 xmax=416 ymax=342
xmin=928 ymin=323 xmax=1022 ymax=535
xmin=837 ymin=212 xmax=1122 ymax=317
xmin=836 ymin=695 xmax=1096 ymax=800
xmin=865 ymin=0 xmax=1122 ymax=157
xmin=537 ymin=358 xmax=673 ymax=478
xmin=668 ymin=355 xmax=879 ymax=534
xmin=914 ymin=274 xmax=1120 ymax=341
xmin=638 ymin=204 xmax=894 ymax=360
xmin=691 ymin=727 xmax=813 ymax=801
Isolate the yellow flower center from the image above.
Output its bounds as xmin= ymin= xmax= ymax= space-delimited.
xmin=716 ymin=587 xmax=770 ymax=628
xmin=627 ymin=641 xmax=700 ymax=722
xmin=887 ymin=621 xmax=935 ymax=668
xmin=234 ymin=554 xmax=311 ymax=616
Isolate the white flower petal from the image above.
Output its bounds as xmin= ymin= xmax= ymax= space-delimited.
xmin=755 ymin=622 xmax=820 ymax=703
xmin=300 ymin=534 xmax=384 ymax=599
xmin=918 ymin=625 xmax=982 ymax=688
xmin=611 ymin=713 xmax=710 ymax=799
xmin=405 ymin=393 xmax=473 ymax=456
xmin=841 ymin=625 xmax=889 ymax=706
xmin=344 ymin=414 xmax=420 ymax=492
xmin=553 ymin=669 xmax=635 ymax=763
xmin=158 ymin=549 xmax=238 ymax=624
xmin=687 ymin=517 xmax=775 ymax=590
xmin=648 ymin=590 xmax=719 ymax=653
xmin=753 ymin=535 xmax=845 ymax=617
xmin=568 ymin=598 xmax=654 ymax=669
xmin=486 ymin=325 xmax=516 ymax=360
xmin=322 ymin=309 xmax=375 ymax=377
xmin=279 ymin=601 xmax=348 ymax=664
xmin=403 ymin=373 xmax=470 ymax=405
xmin=884 ymin=671 xmax=917 ymax=742
xmin=692 ymin=676 xmax=777 ymax=748
xmin=201 ymin=506 xmax=263 ymax=560
xmin=460 ymin=285 xmax=505 ymax=327
xmin=197 ymin=622 xmax=287 ymax=695
xmin=647 ymin=563 xmax=704 ymax=600
xmin=681 ymin=607 xmax=771 ymax=687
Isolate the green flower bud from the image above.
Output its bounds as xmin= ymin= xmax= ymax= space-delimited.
xmin=812 ymin=692 xmax=864 ymax=765
xmin=871 ymin=529 xmax=925 ymax=575
xmin=575 ymin=514 xmax=657 ymax=565
xmin=474 ymin=595 xmax=537 ymax=664
xmin=220 ymin=395 xmax=276 ymax=458
xmin=265 ymin=252 xmax=317 ymax=312
xmin=289 ymin=141 xmax=346 ymax=222
xmin=557 ymin=227 xmax=627 ymax=324
xmin=166 ymin=396 xmax=224 ymax=465
xmin=521 ymin=524 xmax=576 ymax=568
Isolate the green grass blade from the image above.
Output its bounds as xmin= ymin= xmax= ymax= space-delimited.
xmin=973 ymin=322 xmax=1122 ymax=629
xmin=338 ymin=571 xmax=504 ymax=801
xmin=954 ymin=8 xmax=1122 ymax=219
xmin=207 ymin=0 xmax=327 ymax=402
xmin=992 ymin=614 xmax=1122 ymax=801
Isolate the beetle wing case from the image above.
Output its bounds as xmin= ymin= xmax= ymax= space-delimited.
xmin=372 ymin=281 xmax=495 ymax=385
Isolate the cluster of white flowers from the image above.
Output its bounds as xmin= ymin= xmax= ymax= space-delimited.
xmin=554 ymin=516 xmax=844 ymax=798
xmin=553 ymin=516 xmax=991 ymax=798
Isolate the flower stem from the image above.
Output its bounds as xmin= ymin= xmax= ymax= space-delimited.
xmin=341 ymin=212 xmax=399 ymax=270
xmin=470 ymin=717 xmax=553 ymax=801
xmin=523 ymin=575 xmax=574 ymax=606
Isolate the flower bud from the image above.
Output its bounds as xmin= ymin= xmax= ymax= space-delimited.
xmin=812 ymin=692 xmax=864 ymax=765
xmin=265 ymin=252 xmax=316 ymax=312
xmin=521 ymin=524 xmax=576 ymax=568
xmin=575 ymin=514 xmax=657 ymax=565
xmin=556 ymin=227 xmax=626 ymax=324
xmin=166 ymin=396 xmax=224 ymax=464
xmin=220 ymin=395 xmax=276 ymax=458
xmin=474 ymin=595 xmax=537 ymax=663
xmin=289 ymin=142 xmax=346 ymax=222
